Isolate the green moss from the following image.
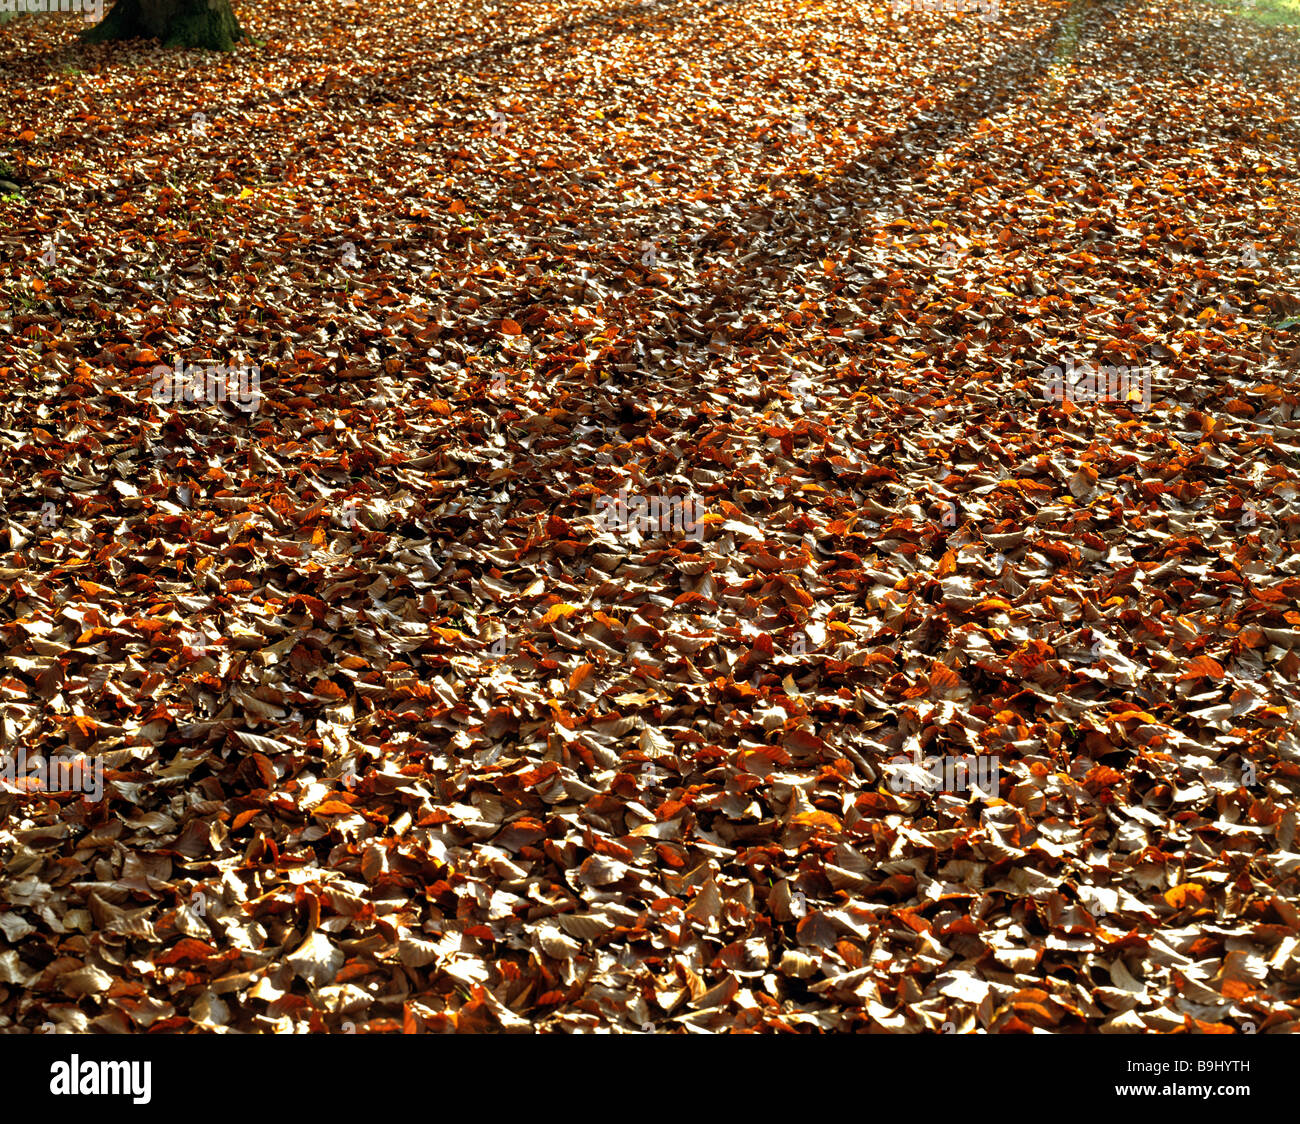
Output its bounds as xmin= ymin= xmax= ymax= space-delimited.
xmin=79 ymin=0 xmax=138 ymax=43
xmin=1210 ymin=0 xmax=1300 ymax=25
xmin=163 ymin=1 xmax=243 ymax=49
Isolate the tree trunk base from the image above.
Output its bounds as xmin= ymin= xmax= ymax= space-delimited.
xmin=81 ymin=0 xmax=244 ymax=51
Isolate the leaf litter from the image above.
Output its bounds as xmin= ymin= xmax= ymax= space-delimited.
xmin=0 ymin=0 xmax=1299 ymax=1033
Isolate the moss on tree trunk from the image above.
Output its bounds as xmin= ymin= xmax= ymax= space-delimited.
xmin=82 ymin=0 xmax=244 ymax=50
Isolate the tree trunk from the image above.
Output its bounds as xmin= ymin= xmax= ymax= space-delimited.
xmin=82 ymin=0 xmax=244 ymax=50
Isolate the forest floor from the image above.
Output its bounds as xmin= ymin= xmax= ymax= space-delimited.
xmin=1 ymin=0 xmax=1299 ymax=1033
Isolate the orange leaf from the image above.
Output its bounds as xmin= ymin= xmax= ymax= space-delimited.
xmin=1165 ymin=883 xmax=1207 ymax=909
xmin=1180 ymin=655 xmax=1225 ymax=680
xmin=1085 ymin=765 xmax=1124 ymax=789
xmin=539 ymin=602 xmax=581 ymax=625
xmin=791 ymin=810 xmax=841 ymax=832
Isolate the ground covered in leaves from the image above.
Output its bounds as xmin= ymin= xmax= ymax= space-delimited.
xmin=1 ymin=0 xmax=1300 ymax=1034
